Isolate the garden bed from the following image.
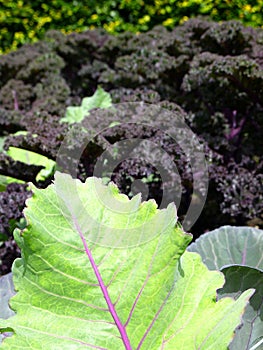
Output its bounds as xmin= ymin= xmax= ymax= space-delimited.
xmin=0 ymin=18 xmax=262 ymax=275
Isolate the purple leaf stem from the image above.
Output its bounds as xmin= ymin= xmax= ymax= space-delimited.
xmin=71 ymin=215 xmax=132 ymax=350
xmin=12 ymin=90 xmax=19 ymax=111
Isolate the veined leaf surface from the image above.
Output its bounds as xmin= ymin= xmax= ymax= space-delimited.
xmin=187 ymin=225 xmax=263 ymax=271
xmin=0 ymin=173 xmax=253 ymax=349
xmin=188 ymin=226 xmax=263 ymax=349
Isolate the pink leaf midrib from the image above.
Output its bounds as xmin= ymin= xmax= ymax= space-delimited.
xmin=71 ymin=214 xmax=132 ymax=350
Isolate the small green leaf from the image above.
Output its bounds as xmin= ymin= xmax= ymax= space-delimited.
xmin=81 ymin=86 xmax=112 ymax=110
xmin=108 ymin=121 xmax=121 ymax=128
xmin=61 ymin=105 xmax=85 ymax=124
xmin=12 ymin=131 xmax=38 ymax=138
xmin=6 ymin=147 xmax=55 ymax=182
xmin=61 ymin=86 xmax=112 ymax=124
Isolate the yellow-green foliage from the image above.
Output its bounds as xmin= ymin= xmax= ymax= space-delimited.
xmin=1 ymin=0 xmax=263 ymax=54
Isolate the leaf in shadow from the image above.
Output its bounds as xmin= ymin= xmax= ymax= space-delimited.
xmin=218 ymin=266 xmax=263 ymax=350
